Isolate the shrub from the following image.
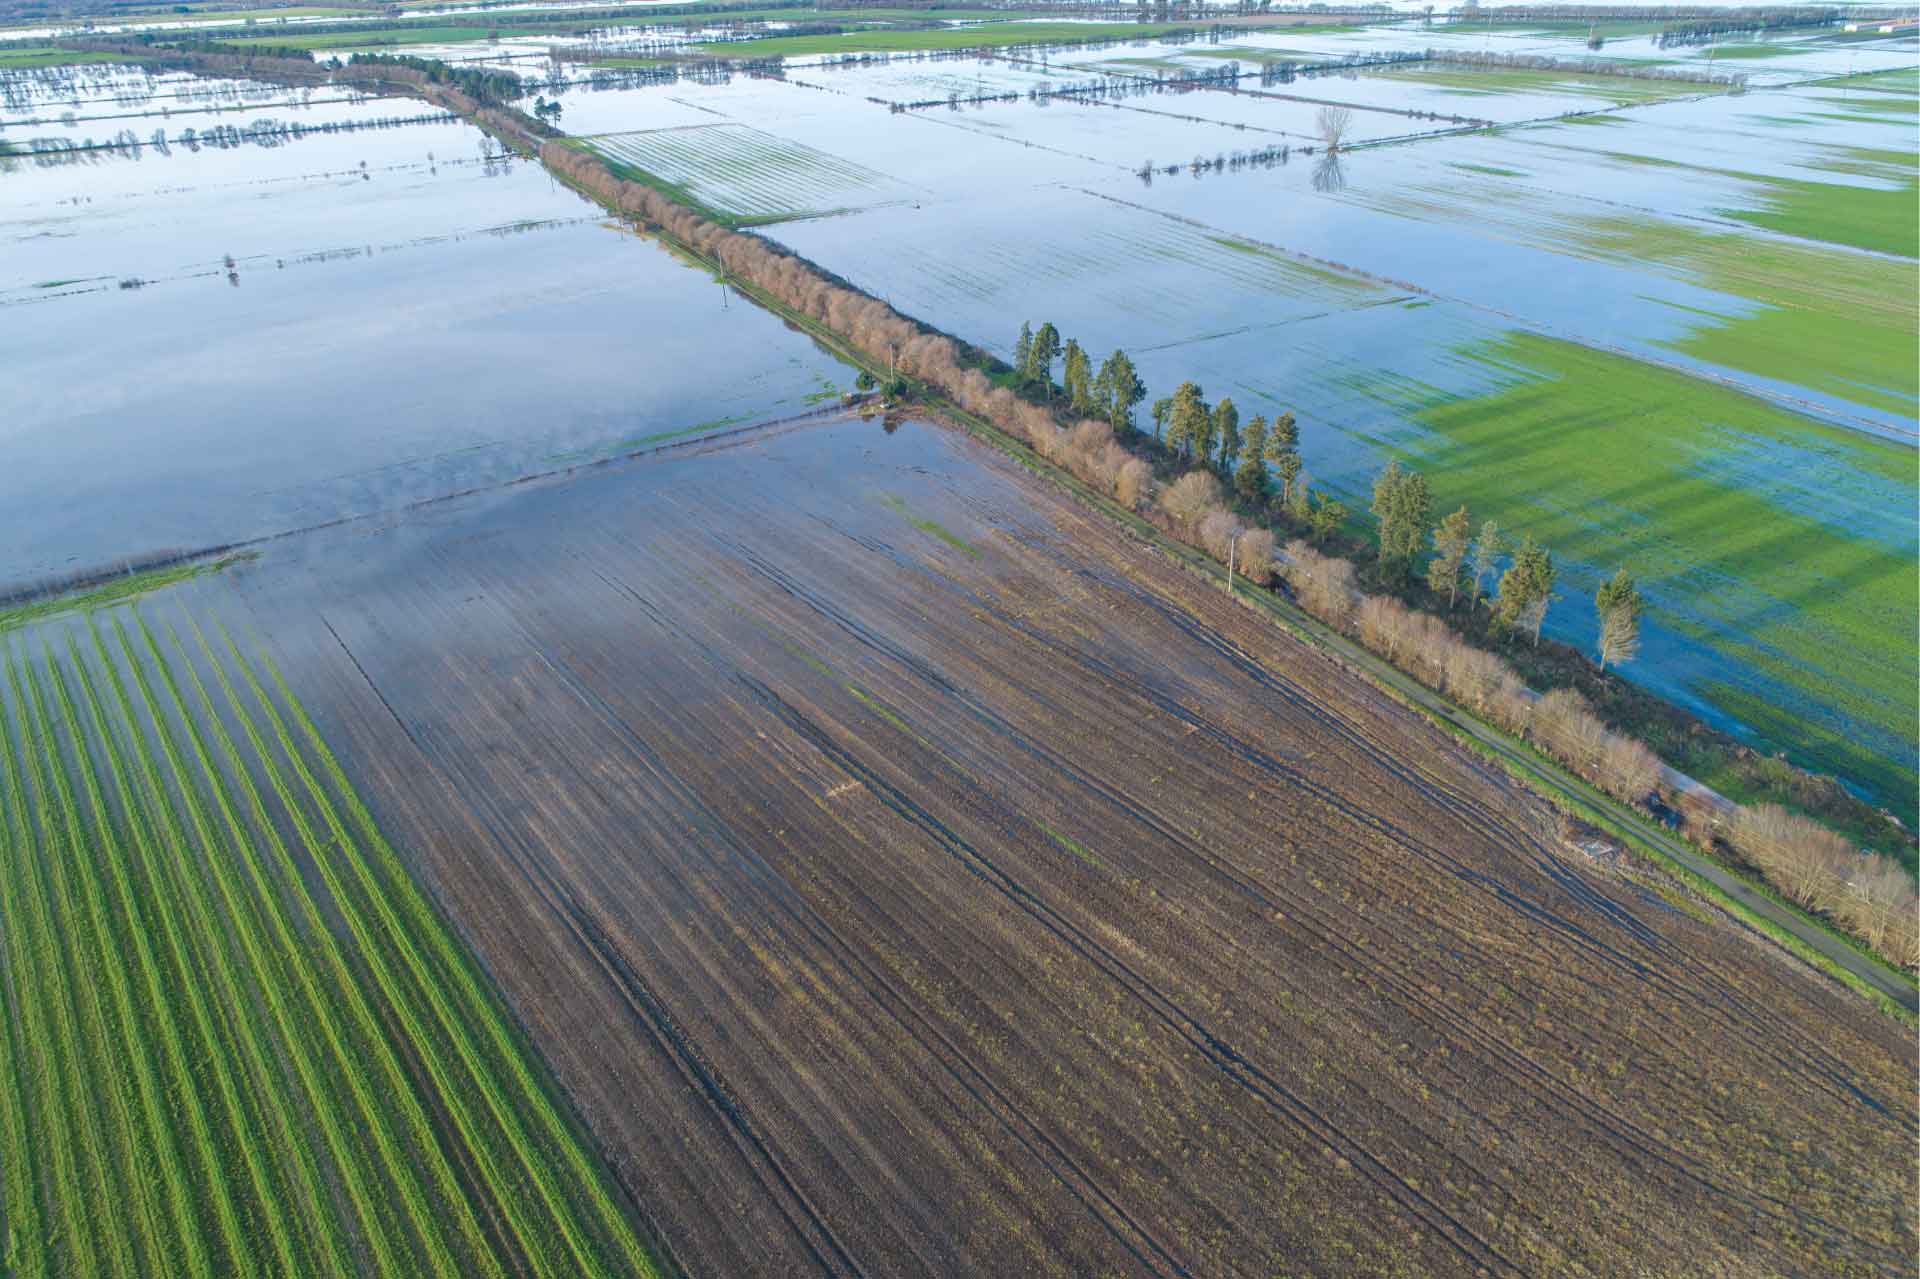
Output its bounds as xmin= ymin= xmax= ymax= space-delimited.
xmin=1237 ymin=528 xmax=1276 ymax=586
xmin=1161 ymin=471 xmax=1223 ymax=531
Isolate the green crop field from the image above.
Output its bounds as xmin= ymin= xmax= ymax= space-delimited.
xmin=0 ymin=606 xmax=662 ymax=1277
xmin=0 ymin=46 xmax=135 ymax=67
xmin=216 ymin=23 xmax=507 ymax=49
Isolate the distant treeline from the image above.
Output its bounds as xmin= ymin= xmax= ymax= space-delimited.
xmin=13 ymin=109 xmax=452 ymax=162
xmin=1426 ymin=48 xmax=1750 ymax=87
xmin=1653 ymin=11 xmax=1843 ymax=45
xmin=1450 ymin=5 xmax=1841 ymax=22
xmin=344 ymin=53 xmax=521 ymax=105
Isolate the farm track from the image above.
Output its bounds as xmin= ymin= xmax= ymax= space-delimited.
xmin=135 ymin=414 xmax=1913 ymax=1278
xmin=0 ymin=611 xmax=663 ymax=1274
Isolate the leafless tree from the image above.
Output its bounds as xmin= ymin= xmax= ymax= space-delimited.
xmin=1160 ymin=471 xmax=1223 ymax=530
xmin=1316 ymin=105 xmax=1353 ymax=152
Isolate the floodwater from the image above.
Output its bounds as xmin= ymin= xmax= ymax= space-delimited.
xmin=0 ymin=70 xmax=853 ymax=586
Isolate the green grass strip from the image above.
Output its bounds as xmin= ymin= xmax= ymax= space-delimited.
xmin=0 ymin=659 xmax=59 ymax=1278
xmin=75 ymin=621 xmax=270 ymax=1277
xmin=108 ymin=617 xmax=366 ymax=1277
xmin=239 ymin=631 xmax=660 ymax=1277
xmin=184 ymin=619 xmax=580 ymax=1275
xmin=0 ymin=557 xmax=236 ymax=638
xmin=43 ymin=653 xmax=215 ymax=1277
xmin=223 ymin=636 xmax=615 ymax=1278
xmin=169 ymin=614 xmax=511 ymax=1279
xmin=5 ymin=650 xmax=141 ymax=1278
xmin=121 ymin=615 xmax=432 ymax=1277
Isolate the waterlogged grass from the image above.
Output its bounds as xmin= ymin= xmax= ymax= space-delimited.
xmin=546 ymin=410 xmax=759 ymax=463
xmin=1697 ymin=679 xmax=1916 ymax=841
xmin=1578 ymin=214 xmax=1918 ymax=413
xmin=1370 ymin=331 xmax=1915 ymax=804
xmin=694 ymin=20 xmax=1196 ymax=58
xmin=0 ymin=607 xmax=662 ymax=1278
xmin=0 ymin=556 xmax=243 ymax=636
xmin=1702 ymin=43 xmax=1804 ymax=59
xmin=1698 ymin=142 xmax=1920 ymax=258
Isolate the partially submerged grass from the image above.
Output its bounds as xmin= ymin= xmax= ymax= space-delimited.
xmin=1369 ymin=331 xmax=1915 ymax=807
xmin=1577 ymin=212 xmax=1919 ymax=411
xmin=0 ymin=555 xmax=246 ymax=636
xmin=1367 ymin=62 xmax=1727 ymax=104
xmin=1714 ymin=150 xmax=1920 ymax=257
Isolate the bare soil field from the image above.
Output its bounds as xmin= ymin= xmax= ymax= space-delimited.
xmin=151 ymin=410 xmax=1914 ymax=1278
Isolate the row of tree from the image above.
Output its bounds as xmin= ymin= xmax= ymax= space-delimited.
xmin=1012 ymin=321 xmax=1648 ymax=677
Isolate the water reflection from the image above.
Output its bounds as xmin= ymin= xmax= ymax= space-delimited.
xmin=1311 ymin=150 xmax=1347 ymax=194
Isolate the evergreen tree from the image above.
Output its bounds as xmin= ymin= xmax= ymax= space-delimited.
xmin=1063 ymin=339 xmax=1092 ymax=413
xmin=1466 ymin=519 xmax=1501 ymax=612
xmin=1235 ymin=416 xmax=1270 ymax=506
xmin=1030 ymin=322 xmax=1062 ymax=399
xmin=1495 ymin=535 xmax=1557 ymax=644
xmin=1264 ymin=409 xmax=1301 ymax=506
xmin=1307 ymin=491 xmax=1347 ymax=545
xmin=1169 ymin=381 xmax=1209 ymax=460
xmin=1211 ymin=397 xmax=1240 ymax=473
xmin=1595 ymin=567 xmax=1644 ymax=671
xmin=1370 ymin=461 xmax=1430 ymax=582
xmin=1285 ymin=464 xmax=1311 ymax=523
xmin=1150 ymin=395 xmax=1173 ymax=443
xmin=1427 ymin=504 xmax=1472 ymax=608
xmin=1098 ymin=349 xmax=1146 ymax=432
xmin=1013 ymin=322 xmax=1033 ymax=380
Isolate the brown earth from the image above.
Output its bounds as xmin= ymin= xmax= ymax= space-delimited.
xmin=164 ymin=412 xmax=1916 ymax=1278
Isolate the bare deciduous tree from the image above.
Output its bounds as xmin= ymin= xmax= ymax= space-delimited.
xmin=1160 ymin=470 xmax=1223 ymax=530
xmin=1316 ymin=105 xmax=1353 ymax=152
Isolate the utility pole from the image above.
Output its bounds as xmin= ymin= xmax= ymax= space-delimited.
xmin=1227 ymin=532 xmax=1236 ymax=594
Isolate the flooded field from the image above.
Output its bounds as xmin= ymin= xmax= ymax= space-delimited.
xmin=106 ymin=409 xmax=1916 ymax=1278
xmin=479 ymin=20 xmax=1918 ymax=803
xmin=0 ymin=71 xmax=854 ymax=586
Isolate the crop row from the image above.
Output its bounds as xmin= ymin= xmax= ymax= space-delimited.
xmin=0 ymin=608 xmax=660 ymax=1277
xmin=590 ymin=123 xmax=891 ymax=217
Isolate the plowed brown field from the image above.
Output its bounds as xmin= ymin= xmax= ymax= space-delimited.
xmin=152 ymin=412 xmax=1915 ymax=1278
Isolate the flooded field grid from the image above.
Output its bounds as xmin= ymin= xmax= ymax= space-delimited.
xmin=135 ymin=411 xmax=1916 ymax=1279
xmin=454 ymin=22 xmax=1919 ymax=803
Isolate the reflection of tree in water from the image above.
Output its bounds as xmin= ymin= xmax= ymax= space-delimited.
xmin=1311 ymin=150 xmax=1346 ymax=195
